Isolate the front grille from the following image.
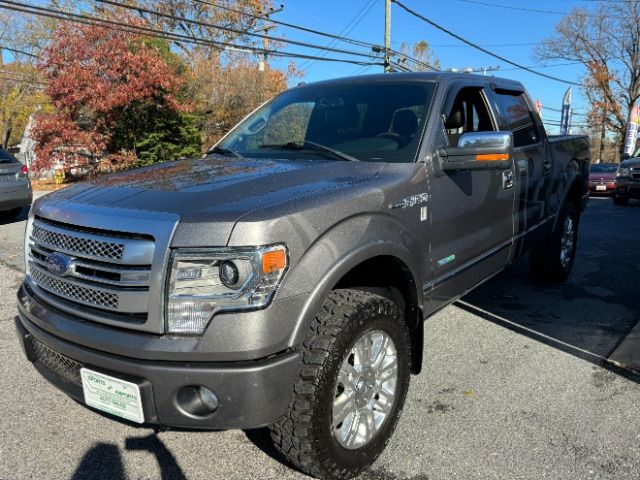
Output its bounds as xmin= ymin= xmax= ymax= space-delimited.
xmin=31 ymin=336 xmax=82 ymax=386
xmin=27 ymin=218 xmax=155 ymax=325
xmin=30 ymin=264 xmax=119 ymax=309
xmin=32 ymin=223 xmax=125 ymax=261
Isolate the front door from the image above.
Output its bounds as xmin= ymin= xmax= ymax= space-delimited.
xmin=424 ymin=83 xmax=515 ymax=311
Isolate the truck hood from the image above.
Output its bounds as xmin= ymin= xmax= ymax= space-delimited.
xmin=41 ymin=157 xmax=385 ymax=245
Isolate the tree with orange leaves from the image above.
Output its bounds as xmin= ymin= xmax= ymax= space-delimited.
xmin=32 ymin=18 xmax=201 ymax=173
xmin=537 ymin=1 xmax=640 ymax=153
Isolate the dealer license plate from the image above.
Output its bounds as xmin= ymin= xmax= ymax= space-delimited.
xmin=80 ymin=368 xmax=144 ymax=423
xmin=596 ymin=185 xmax=607 ymax=191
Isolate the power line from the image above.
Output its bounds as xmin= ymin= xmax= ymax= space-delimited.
xmin=298 ymin=0 xmax=379 ymax=71
xmin=0 ymin=1 xmax=382 ymax=67
xmin=94 ymin=0 xmax=378 ymax=60
xmin=0 ymin=44 xmax=40 ymax=59
xmin=191 ymin=0 xmax=377 ymax=49
xmin=430 ymin=42 xmax=538 ymax=48
xmin=457 ymin=0 xmax=631 ymax=20
xmin=391 ymin=0 xmax=582 ymax=86
xmin=191 ymin=0 xmax=434 ymax=71
xmin=499 ymin=61 xmax=583 ymax=72
xmin=456 ymin=0 xmax=570 ymax=15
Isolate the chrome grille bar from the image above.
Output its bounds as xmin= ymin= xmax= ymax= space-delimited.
xmin=29 ymin=243 xmax=151 ymax=287
xmin=31 ymin=219 xmax=154 ymax=265
xmin=28 ymin=263 xmax=149 ymax=313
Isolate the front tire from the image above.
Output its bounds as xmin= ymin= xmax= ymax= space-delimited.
xmin=530 ymin=201 xmax=579 ymax=284
xmin=270 ymin=289 xmax=411 ymax=479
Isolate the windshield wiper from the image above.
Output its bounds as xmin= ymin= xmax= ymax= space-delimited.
xmin=207 ymin=146 xmax=247 ymax=161
xmin=258 ymin=141 xmax=359 ymax=162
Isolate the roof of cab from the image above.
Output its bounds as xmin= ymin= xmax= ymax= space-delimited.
xmin=289 ymin=71 xmax=525 ymax=92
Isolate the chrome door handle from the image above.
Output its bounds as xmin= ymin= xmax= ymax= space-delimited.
xmin=502 ymin=170 xmax=514 ymax=190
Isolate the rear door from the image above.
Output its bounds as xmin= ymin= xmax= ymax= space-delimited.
xmin=424 ymin=81 xmax=516 ymax=309
xmin=488 ymin=89 xmax=551 ymax=252
xmin=0 ymin=150 xmax=28 ymax=194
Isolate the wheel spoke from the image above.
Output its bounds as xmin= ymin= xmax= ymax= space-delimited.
xmin=377 ymin=356 xmax=398 ymax=384
xmin=337 ymin=360 xmax=358 ymax=389
xmin=363 ymin=335 xmax=373 ymax=367
xmin=372 ymin=394 xmax=393 ymax=415
xmin=371 ymin=334 xmax=389 ymax=368
xmin=344 ymin=410 xmax=361 ymax=448
xmin=333 ymin=391 xmax=356 ymax=427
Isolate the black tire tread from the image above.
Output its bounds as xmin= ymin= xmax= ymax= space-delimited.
xmin=269 ymin=289 xmax=404 ymax=480
xmin=530 ymin=201 xmax=579 ymax=284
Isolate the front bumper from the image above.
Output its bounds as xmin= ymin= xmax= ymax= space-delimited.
xmin=0 ymin=185 xmax=32 ymax=211
xmin=15 ymin=306 xmax=301 ymax=430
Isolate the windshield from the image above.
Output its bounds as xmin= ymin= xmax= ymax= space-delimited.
xmin=590 ymin=163 xmax=618 ymax=173
xmin=217 ymin=81 xmax=436 ymax=163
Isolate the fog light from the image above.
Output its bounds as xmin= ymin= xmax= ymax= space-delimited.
xmin=198 ymin=386 xmax=219 ymax=411
xmin=176 ymin=385 xmax=219 ymax=417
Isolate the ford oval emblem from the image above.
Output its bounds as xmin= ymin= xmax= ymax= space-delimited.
xmin=46 ymin=252 xmax=73 ymax=276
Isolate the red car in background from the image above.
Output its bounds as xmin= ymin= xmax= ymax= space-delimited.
xmin=588 ymin=163 xmax=618 ymax=196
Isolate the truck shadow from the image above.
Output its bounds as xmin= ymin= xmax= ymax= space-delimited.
xmin=460 ymin=255 xmax=640 ymax=383
xmin=0 ymin=206 xmax=28 ymax=225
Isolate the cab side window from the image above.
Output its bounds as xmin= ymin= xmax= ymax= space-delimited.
xmin=443 ymin=87 xmax=495 ymax=146
xmin=493 ymin=91 xmax=539 ymax=148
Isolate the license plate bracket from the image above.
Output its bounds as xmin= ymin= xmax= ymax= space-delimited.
xmin=80 ymin=367 xmax=145 ymax=423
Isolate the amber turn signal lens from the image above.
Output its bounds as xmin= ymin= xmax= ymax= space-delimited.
xmin=476 ymin=153 xmax=510 ymax=161
xmin=262 ymin=249 xmax=287 ymax=273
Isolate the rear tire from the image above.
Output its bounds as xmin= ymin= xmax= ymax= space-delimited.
xmin=613 ymin=196 xmax=629 ymax=206
xmin=270 ymin=289 xmax=411 ymax=480
xmin=530 ymin=201 xmax=579 ymax=284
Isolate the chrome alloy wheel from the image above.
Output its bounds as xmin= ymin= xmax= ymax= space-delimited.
xmin=332 ymin=330 xmax=398 ymax=449
xmin=560 ymin=215 xmax=575 ymax=268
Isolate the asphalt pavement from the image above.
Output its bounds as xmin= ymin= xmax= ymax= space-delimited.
xmin=0 ymin=194 xmax=639 ymax=480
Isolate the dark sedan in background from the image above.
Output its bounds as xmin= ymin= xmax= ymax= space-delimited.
xmin=588 ymin=163 xmax=618 ymax=196
xmin=613 ymin=158 xmax=640 ymax=206
xmin=0 ymin=150 xmax=32 ymax=219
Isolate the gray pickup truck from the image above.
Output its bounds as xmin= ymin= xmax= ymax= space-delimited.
xmin=16 ymin=73 xmax=590 ymax=479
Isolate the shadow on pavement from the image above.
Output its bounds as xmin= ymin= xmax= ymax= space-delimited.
xmin=0 ymin=206 xmax=29 ymax=226
xmin=71 ymin=434 xmax=187 ymax=480
xmin=461 ymin=198 xmax=640 ymax=382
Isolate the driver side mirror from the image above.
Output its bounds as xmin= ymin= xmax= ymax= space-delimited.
xmin=439 ymin=131 xmax=513 ymax=171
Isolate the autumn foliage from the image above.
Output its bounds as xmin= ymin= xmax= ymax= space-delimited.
xmin=32 ymin=18 xmax=199 ymax=173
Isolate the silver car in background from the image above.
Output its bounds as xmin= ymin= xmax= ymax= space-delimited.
xmin=0 ymin=150 xmax=32 ymax=219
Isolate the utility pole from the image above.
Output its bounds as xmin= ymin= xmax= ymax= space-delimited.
xmin=384 ymin=0 xmax=391 ymax=72
xmin=255 ymin=4 xmax=284 ymax=72
xmin=598 ymin=104 xmax=607 ymax=163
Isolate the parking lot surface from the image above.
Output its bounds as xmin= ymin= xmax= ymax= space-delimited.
xmin=1 ymin=196 xmax=639 ymax=480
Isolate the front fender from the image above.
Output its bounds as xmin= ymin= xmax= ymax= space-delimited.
xmin=280 ymin=213 xmax=425 ymax=348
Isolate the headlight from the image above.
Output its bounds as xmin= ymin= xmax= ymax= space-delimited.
xmin=617 ymin=167 xmax=630 ymax=176
xmin=166 ymin=244 xmax=288 ymax=334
